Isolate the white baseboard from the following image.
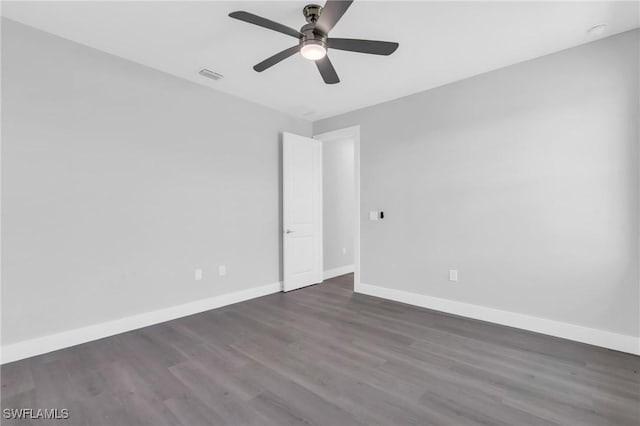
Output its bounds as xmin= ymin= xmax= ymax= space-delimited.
xmin=323 ymin=264 xmax=355 ymax=280
xmin=1 ymin=282 xmax=282 ymax=364
xmin=356 ymin=282 xmax=640 ymax=355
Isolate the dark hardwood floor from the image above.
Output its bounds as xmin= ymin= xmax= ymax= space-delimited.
xmin=2 ymin=273 xmax=639 ymax=426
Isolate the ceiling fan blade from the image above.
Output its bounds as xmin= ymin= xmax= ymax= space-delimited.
xmin=315 ymin=56 xmax=340 ymax=84
xmin=315 ymin=0 xmax=353 ymax=35
xmin=229 ymin=11 xmax=302 ymax=39
xmin=328 ymin=38 xmax=399 ymax=55
xmin=254 ymin=45 xmax=300 ymax=72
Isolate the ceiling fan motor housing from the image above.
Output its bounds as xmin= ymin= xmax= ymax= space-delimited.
xmin=300 ymin=22 xmax=327 ymax=50
xmin=301 ymin=4 xmax=327 ymax=51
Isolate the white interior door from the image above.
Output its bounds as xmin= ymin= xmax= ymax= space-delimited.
xmin=283 ymin=132 xmax=323 ymax=292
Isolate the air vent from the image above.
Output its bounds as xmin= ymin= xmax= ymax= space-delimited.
xmin=199 ymin=69 xmax=224 ymax=81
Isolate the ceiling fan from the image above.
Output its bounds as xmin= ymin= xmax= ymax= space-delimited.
xmin=229 ymin=0 xmax=399 ymax=84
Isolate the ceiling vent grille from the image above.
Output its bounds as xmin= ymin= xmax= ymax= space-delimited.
xmin=199 ymin=69 xmax=224 ymax=81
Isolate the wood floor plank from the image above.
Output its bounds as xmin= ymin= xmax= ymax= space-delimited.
xmin=0 ymin=361 xmax=34 ymax=399
xmin=2 ymin=273 xmax=638 ymax=425
xmin=239 ymin=362 xmax=365 ymax=426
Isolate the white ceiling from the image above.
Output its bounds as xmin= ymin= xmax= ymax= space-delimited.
xmin=2 ymin=1 xmax=639 ymax=120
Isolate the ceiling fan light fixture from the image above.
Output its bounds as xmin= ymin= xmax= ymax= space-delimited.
xmin=300 ymin=41 xmax=327 ymax=60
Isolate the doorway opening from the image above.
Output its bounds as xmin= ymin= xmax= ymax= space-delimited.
xmin=314 ymin=126 xmax=360 ymax=292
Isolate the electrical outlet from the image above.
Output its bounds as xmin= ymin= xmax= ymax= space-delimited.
xmin=449 ymin=269 xmax=458 ymax=282
xmin=219 ymin=265 xmax=226 ymax=277
xmin=195 ymin=268 xmax=203 ymax=281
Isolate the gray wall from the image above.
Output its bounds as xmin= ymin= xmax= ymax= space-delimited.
xmin=322 ymin=137 xmax=355 ymax=271
xmin=314 ymin=30 xmax=640 ymax=337
xmin=1 ymin=19 xmax=311 ymax=345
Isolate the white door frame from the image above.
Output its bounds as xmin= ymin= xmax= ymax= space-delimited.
xmin=313 ymin=126 xmax=361 ymax=291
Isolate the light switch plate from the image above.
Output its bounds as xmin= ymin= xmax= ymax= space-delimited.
xmin=449 ymin=269 xmax=458 ymax=282
xmin=219 ymin=265 xmax=226 ymax=277
xmin=369 ymin=211 xmax=379 ymax=221
xmin=194 ymin=268 xmax=203 ymax=281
